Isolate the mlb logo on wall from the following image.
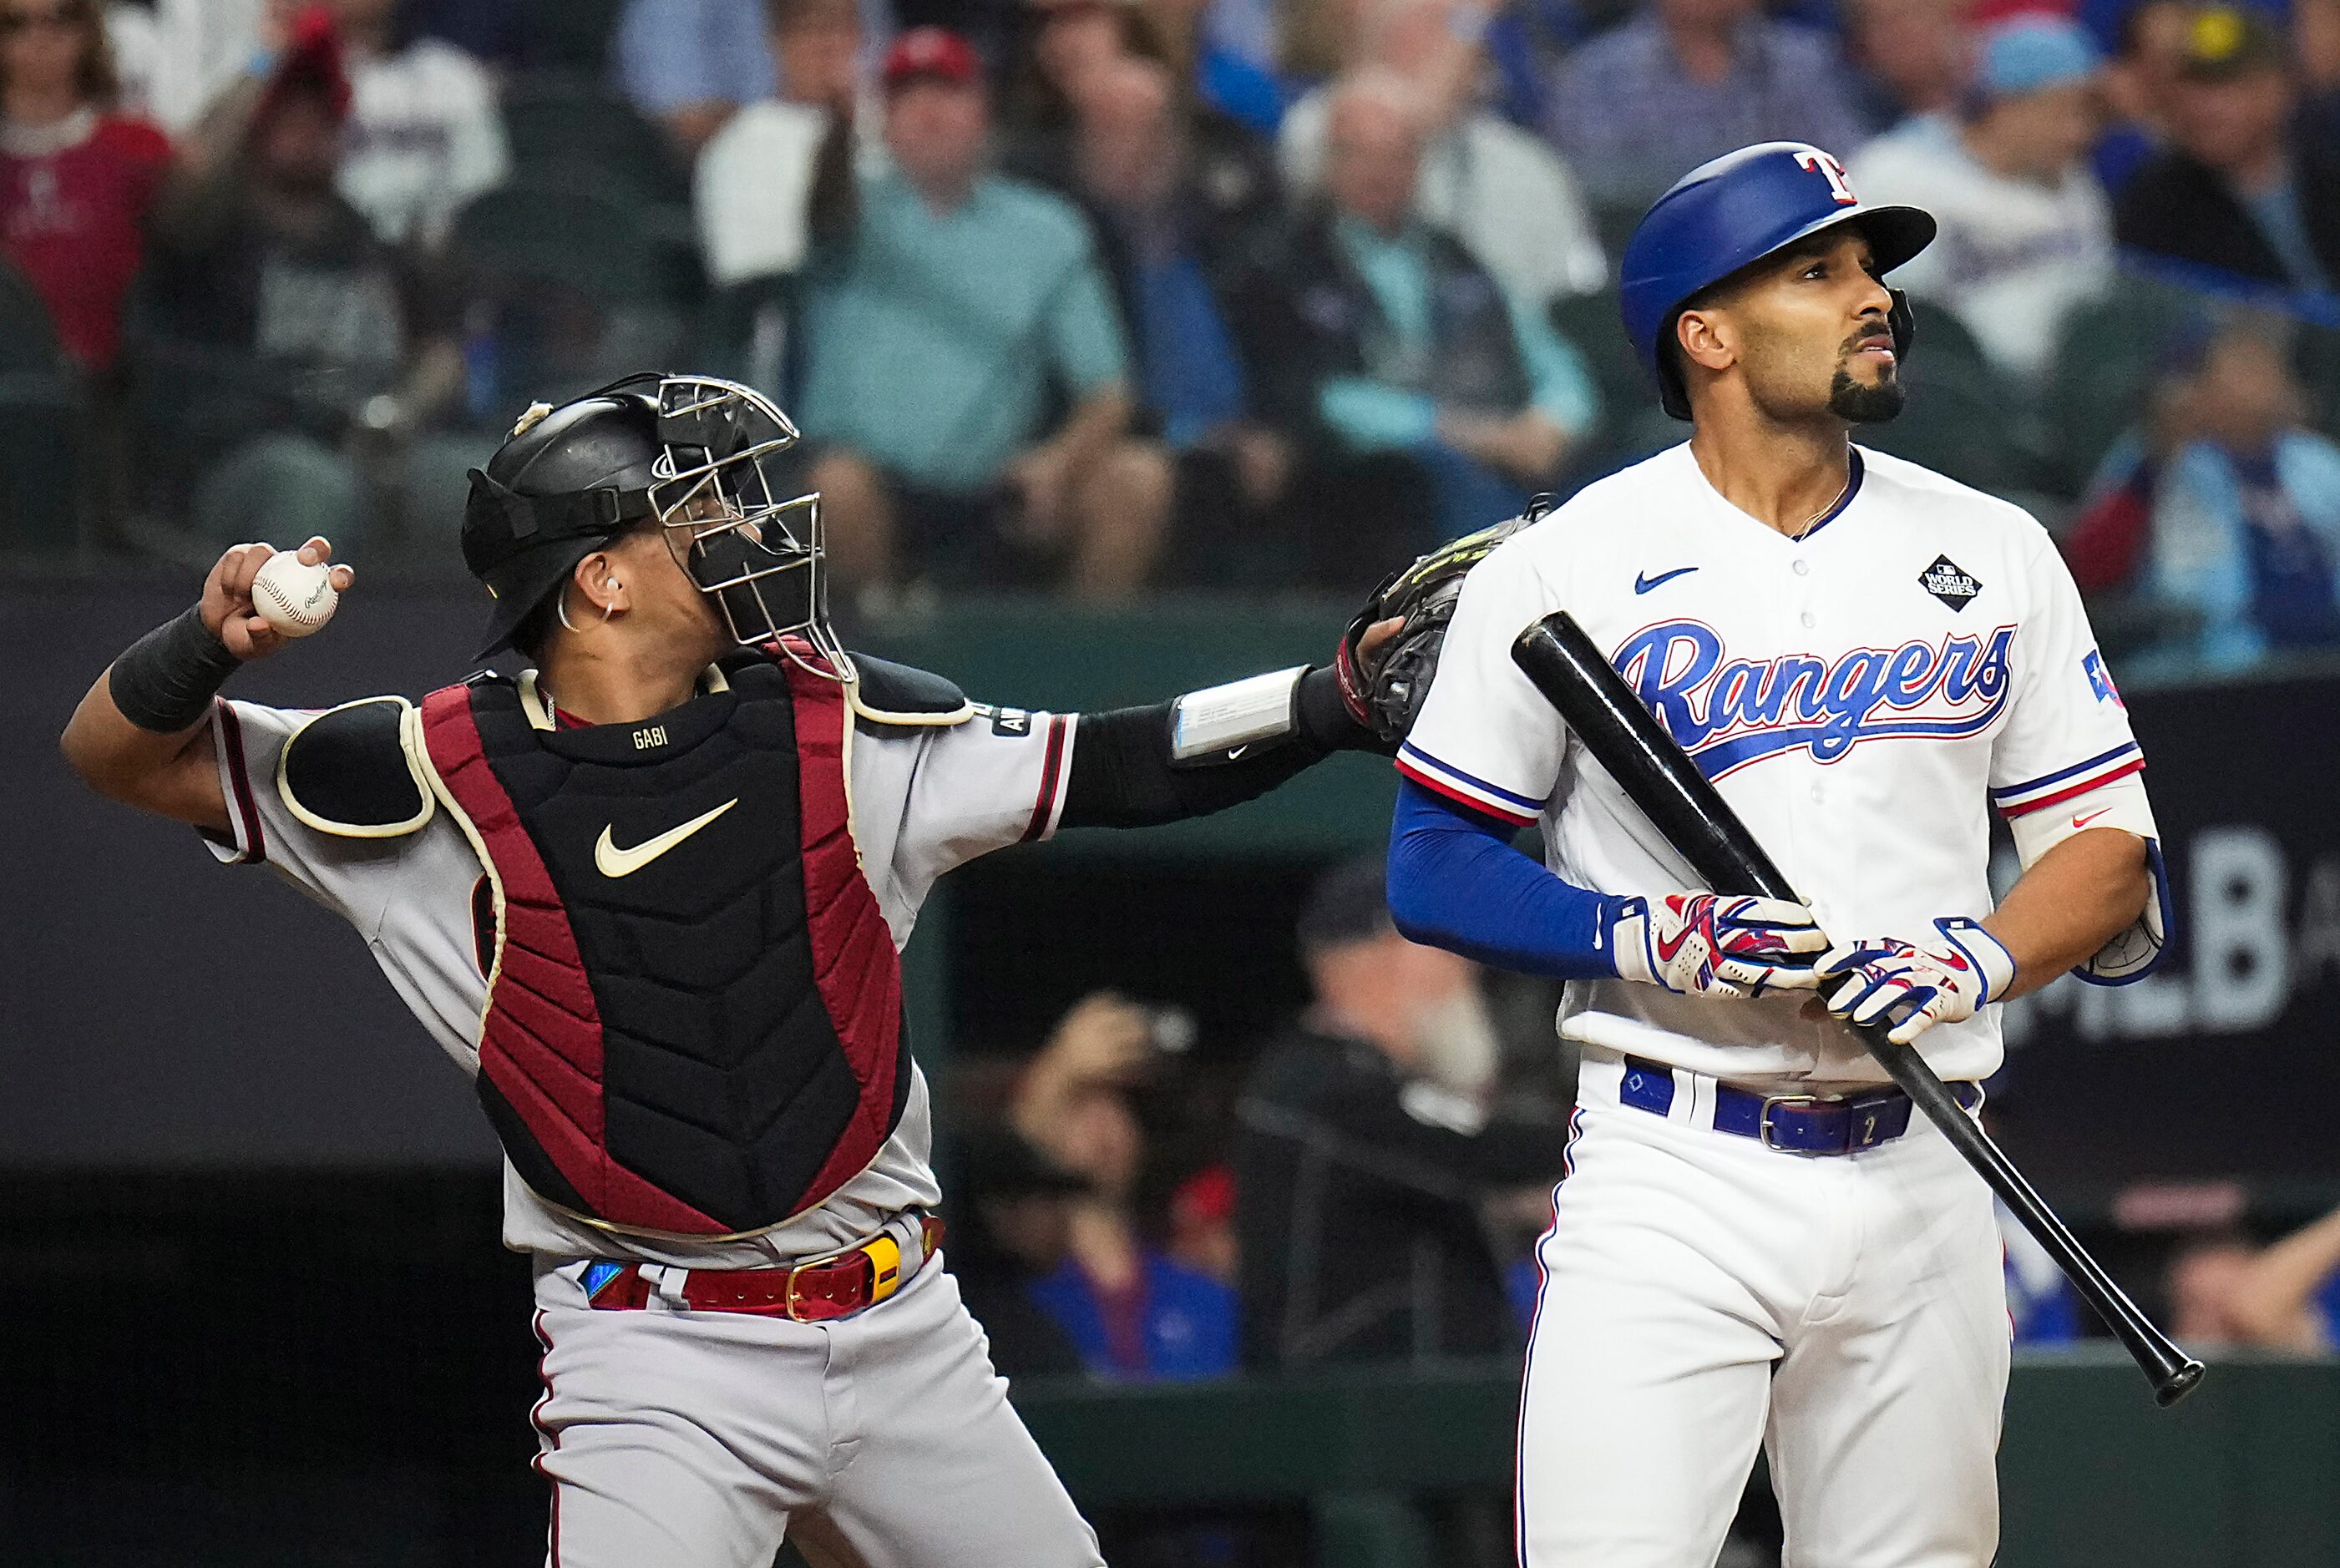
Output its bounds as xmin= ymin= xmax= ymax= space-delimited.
xmin=2084 ymin=650 xmax=2125 ymax=708
xmin=1917 ymin=554 xmax=1983 ymax=610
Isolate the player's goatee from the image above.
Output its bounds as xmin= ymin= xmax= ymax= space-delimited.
xmin=1830 ymin=366 xmax=1906 ymax=423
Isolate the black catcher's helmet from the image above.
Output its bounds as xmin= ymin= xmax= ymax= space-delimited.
xmin=460 ymin=372 xmax=846 ymax=673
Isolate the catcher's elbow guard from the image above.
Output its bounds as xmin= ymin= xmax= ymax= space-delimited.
xmin=1168 ymin=667 xmax=1307 ymax=764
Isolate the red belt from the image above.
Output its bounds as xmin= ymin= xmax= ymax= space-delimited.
xmin=585 ymin=1215 xmax=945 ymax=1323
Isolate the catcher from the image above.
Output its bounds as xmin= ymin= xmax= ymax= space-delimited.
xmin=59 ymin=372 xmax=1492 ymax=1568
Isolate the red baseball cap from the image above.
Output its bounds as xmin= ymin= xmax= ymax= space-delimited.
xmin=881 ymin=27 xmax=983 ymax=91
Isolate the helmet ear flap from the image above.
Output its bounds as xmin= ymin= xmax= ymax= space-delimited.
xmin=1888 ymin=286 xmax=1916 ymax=363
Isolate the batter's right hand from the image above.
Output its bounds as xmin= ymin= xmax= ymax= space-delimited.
xmin=1609 ymin=892 xmax=1828 ymax=1000
xmin=201 ymin=537 xmax=354 ymax=660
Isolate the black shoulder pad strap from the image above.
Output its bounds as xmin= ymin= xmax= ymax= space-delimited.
xmin=277 ymin=696 xmax=436 ymax=837
xmin=848 ymin=654 xmax=974 ymax=728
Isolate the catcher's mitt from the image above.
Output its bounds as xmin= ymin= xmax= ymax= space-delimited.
xmin=1335 ymin=500 xmax=1551 ymax=746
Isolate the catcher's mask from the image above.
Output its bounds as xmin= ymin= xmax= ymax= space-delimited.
xmin=463 ymin=372 xmax=851 ymax=679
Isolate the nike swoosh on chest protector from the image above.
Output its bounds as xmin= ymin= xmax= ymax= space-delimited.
xmin=594 ymin=797 xmax=739 ymax=878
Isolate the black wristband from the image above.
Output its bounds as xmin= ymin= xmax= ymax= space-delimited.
xmin=1295 ymin=664 xmax=1385 ymax=755
xmin=109 ymin=603 xmax=242 ymax=732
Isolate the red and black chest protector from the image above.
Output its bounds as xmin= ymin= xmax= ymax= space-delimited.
xmin=417 ymin=654 xmax=909 ymax=1236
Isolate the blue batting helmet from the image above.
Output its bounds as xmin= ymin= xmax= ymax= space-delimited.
xmin=1620 ymin=142 xmax=1937 ymax=420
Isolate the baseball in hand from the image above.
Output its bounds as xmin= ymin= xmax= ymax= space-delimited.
xmin=252 ymin=549 xmax=342 ymax=637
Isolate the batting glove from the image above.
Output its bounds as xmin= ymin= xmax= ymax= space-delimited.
xmin=1609 ymin=893 xmax=1829 ymax=999
xmin=1814 ymin=918 xmax=2017 ymax=1044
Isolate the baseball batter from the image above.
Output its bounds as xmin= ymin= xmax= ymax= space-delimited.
xmin=1385 ymin=144 xmax=2171 ymax=1565
xmin=60 ymin=374 xmax=1418 ymax=1568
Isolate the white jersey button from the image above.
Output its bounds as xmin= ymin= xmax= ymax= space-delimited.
xmin=1800 ymin=611 xmax=1817 ymax=629
xmin=1792 ymin=559 xmax=1810 ymax=576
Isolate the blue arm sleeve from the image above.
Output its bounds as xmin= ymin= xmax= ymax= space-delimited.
xmin=1385 ymin=777 xmax=1623 ymax=980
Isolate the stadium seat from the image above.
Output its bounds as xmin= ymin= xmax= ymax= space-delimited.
xmin=1550 ymin=287 xmax=1649 ymax=422
xmin=457 ymin=180 xmax=675 ymax=302
xmin=0 ymin=382 xmax=79 ymax=550
xmin=691 ymin=272 xmax=798 ymax=393
xmin=453 ymin=181 xmax=696 ymax=410
xmin=500 ymin=77 xmax=689 ymax=209
xmin=2292 ymin=317 xmax=2340 ymax=437
xmin=0 ymin=253 xmax=64 ymax=373
xmin=522 ymin=0 xmax=626 ymax=74
xmin=1840 ymin=301 xmax=2041 ymax=494
xmin=2042 ymin=276 xmax=2211 ymax=497
xmin=0 ymin=260 xmax=79 ymax=549
xmin=1856 ymin=352 xmax=2034 ymax=495
xmin=1591 ymin=202 xmax=1650 ymax=272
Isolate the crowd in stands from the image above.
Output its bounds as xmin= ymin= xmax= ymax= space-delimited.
xmin=952 ymin=858 xmax=1573 ymax=1387
xmin=12 ymin=0 xmax=2340 ymax=656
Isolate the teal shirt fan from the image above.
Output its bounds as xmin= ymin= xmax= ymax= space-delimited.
xmin=795 ymin=168 xmax=1132 ymax=496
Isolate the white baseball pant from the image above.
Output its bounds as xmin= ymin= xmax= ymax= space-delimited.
xmin=1517 ymin=1048 xmax=2010 ymax=1567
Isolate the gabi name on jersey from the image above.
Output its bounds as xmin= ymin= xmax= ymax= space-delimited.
xmin=1614 ymin=619 xmax=2016 ymax=776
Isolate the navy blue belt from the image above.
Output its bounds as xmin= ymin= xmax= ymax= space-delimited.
xmin=1619 ymin=1055 xmax=1983 ymax=1156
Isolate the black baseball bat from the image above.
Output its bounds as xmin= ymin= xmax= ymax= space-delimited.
xmin=1512 ymin=610 xmax=2203 ymax=1407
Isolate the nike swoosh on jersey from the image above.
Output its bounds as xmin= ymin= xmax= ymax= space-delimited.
xmin=594 ymin=798 xmax=738 ymax=878
xmin=2071 ymin=807 xmax=2113 ymax=829
xmin=1634 ymin=566 xmax=1699 ymax=594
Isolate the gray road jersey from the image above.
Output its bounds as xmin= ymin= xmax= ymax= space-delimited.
xmin=202 ymin=684 xmax=1076 ymax=1267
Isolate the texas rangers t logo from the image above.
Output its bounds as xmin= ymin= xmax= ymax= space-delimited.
xmin=1794 ymin=148 xmax=1857 ymax=205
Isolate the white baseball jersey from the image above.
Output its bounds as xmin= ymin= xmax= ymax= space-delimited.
xmin=1401 ymin=442 xmax=2163 ymax=1090
xmin=202 ymin=678 xmax=1076 ymax=1268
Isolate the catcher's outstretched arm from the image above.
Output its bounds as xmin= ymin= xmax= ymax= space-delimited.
xmin=1056 ymin=514 xmax=1542 ymax=832
xmin=1056 ymin=662 xmax=1378 ymax=830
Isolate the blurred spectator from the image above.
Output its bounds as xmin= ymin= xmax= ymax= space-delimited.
xmin=1140 ymin=0 xmax=1288 ymax=134
xmin=1010 ymin=993 xmax=1241 ymax=1382
xmin=1166 ymin=1163 xmax=1237 ymax=1282
xmin=2115 ymin=5 xmax=2340 ymax=296
xmin=793 ymin=28 xmax=1170 ymax=599
xmin=1257 ymin=69 xmax=1598 ymax=562
xmin=2083 ymin=0 xmax=2297 ymax=56
xmin=1233 ymin=857 xmax=1565 ymax=1367
xmin=1277 ymin=0 xmax=1358 ymax=84
xmin=134 ymin=12 xmax=462 ymax=542
xmin=2 ymin=0 xmax=171 ymax=372
xmin=949 ymin=1125 xmax=1092 ymax=1378
xmin=1278 ymin=0 xmax=1605 ymax=311
xmin=694 ymin=0 xmax=864 ymax=288
xmin=999 ymin=0 xmax=1276 ymax=229
xmin=1841 ymin=0 xmax=1972 ymax=135
xmin=1848 ymin=17 xmax=2113 ymax=386
xmin=1061 ymin=54 xmax=1294 ymax=574
xmin=613 ymin=0 xmax=777 ymax=155
xmin=104 ymin=0 xmax=271 ymax=134
xmin=2304 ymin=0 xmax=2340 ymax=90
xmin=1542 ymin=0 xmax=1866 ymax=211
xmin=2168 ymin=1207 xmax=2340 ymax=1350
xmin=2069 ymin=316 xmax=2340 ymax=666
xmin=324 ymin=0 xmax=505 ymax=250
xmin=2095 ymin=0 xmax=2191 ymax=192
xmin=1480 ymin=0 xmax=1585 ymax=129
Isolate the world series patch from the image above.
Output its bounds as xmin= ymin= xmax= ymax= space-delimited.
xmin=1917 ymin=554 xmax=1983 ymax=611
